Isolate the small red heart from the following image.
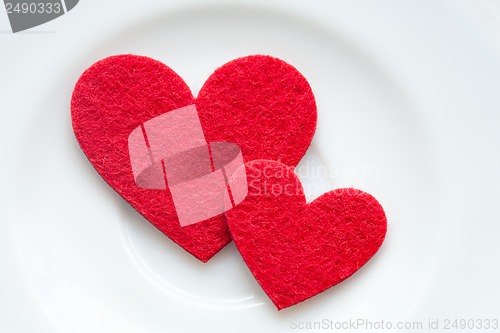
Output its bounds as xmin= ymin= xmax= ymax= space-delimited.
xmin=225 ymin=160 xmax=387 ymax=310
xmin=71 ymin=55 xmax=316 ymax=262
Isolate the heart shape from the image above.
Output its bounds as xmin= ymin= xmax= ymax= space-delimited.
xmin=225 ymin=160 xmax=387 ymax=310
xmin=71 ymin=54 xmax=316 ymax=262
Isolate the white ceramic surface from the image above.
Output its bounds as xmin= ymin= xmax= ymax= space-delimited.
xmin=1 ymin=1 xmax=499 ymax=332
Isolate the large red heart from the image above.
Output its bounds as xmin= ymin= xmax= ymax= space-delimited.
xmin=71 ymin=55 xmax=316 ymax=262
xmin=225 ymin=160 xmax=387 ymax=310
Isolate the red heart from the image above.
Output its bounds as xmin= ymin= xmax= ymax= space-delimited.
xmin=225 ymin=160 xmax=387 ymax=310
xmin=71 ymin=55 xmax=316 ymax=262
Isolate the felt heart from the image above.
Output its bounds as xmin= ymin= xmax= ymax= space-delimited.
xmin=225 ymin=160 xmax=387 ymax=310
xmin=71 ymin=54 xmax=316 ymax=262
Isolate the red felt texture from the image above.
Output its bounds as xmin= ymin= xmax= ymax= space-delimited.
xmin=225 ymin=160 xmax=387 ymax=310
xmin=71 ymin=54 xmax=317 ymax=262
xmin=197 ymin=55 xmax=317 ymax=166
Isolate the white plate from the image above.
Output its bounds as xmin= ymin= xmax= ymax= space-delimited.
xmin=1 ymin=1 xmax=500 ymax=332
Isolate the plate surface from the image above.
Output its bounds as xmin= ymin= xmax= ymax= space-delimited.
xmin=1 ymin=1 xmax=500 ymax=332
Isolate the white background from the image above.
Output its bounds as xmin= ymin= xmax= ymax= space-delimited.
xmin=1 ymin=0 xmax=500 ymax=332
